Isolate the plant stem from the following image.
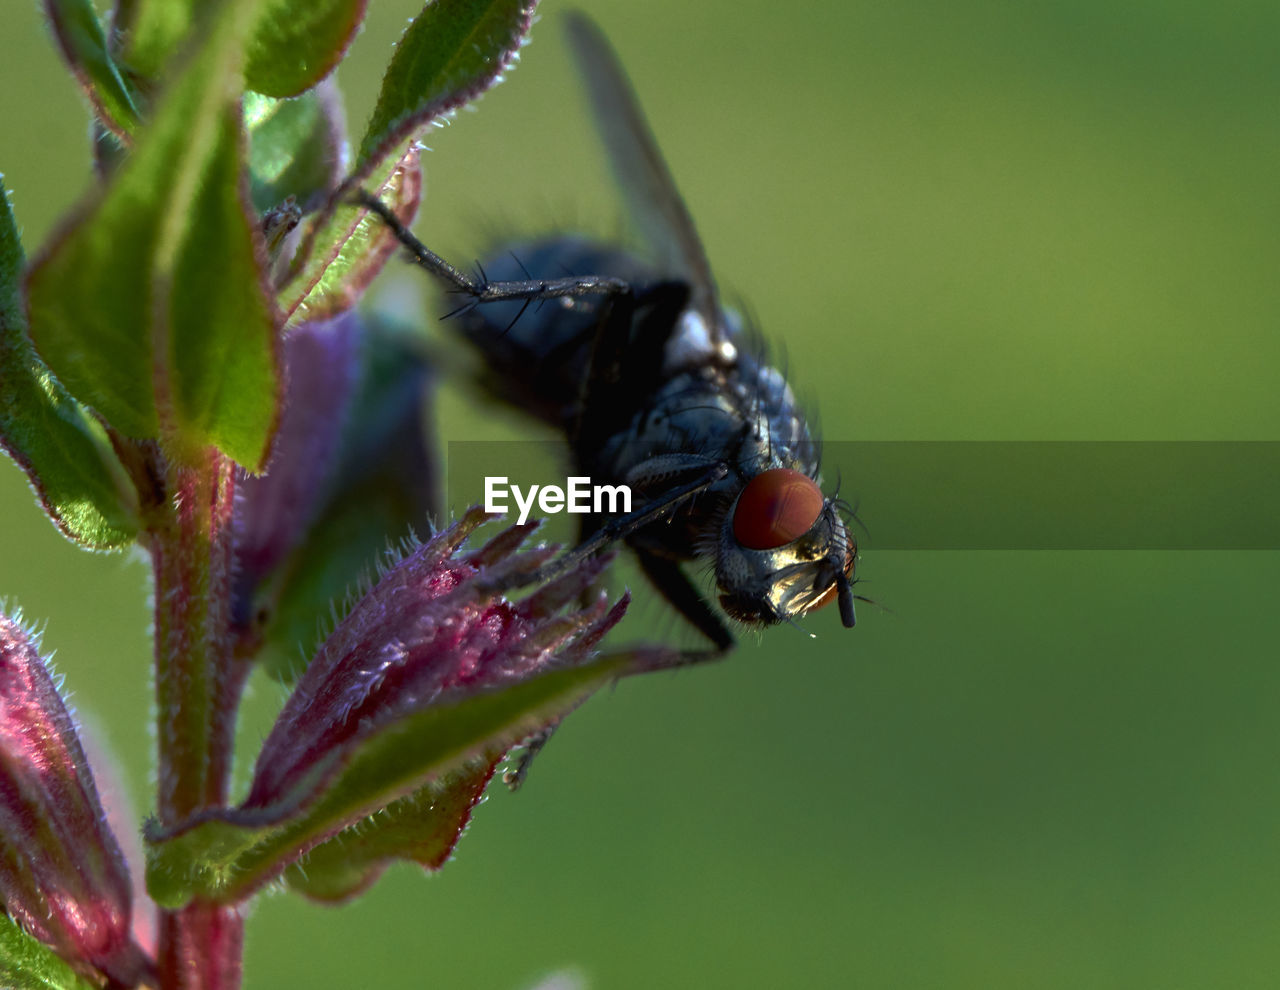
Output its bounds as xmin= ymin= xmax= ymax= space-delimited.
xmin=148 ymin=448 xmax=243 ymax=990
xmin=156 ymin=904 xmax=243 ymax=990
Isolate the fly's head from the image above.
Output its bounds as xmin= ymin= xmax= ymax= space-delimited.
xmin=715 ymin=467 xmax=858 ymax=629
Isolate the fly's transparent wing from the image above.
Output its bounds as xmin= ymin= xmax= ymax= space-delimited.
xmin=564 ymin=12 xmax=723 ymax=337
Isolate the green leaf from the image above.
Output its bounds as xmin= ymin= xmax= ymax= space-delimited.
xmin=245 ymin=82 xmax=347 ymax=213
xmin=44 ymin=0 xmax=142 ymax=138
xmin=355 ymin=0 xmax=537 ymax=173
xmin=0 ymin=179 xmax=139 ymax=549
xmin=245 ymin=0 xmax=368 ymax=98
xmin=124 ymin=0 xmax=366 ymax=95
xmin=144 ymin=653 xmax=630 ymax=907
xmin=275 ymin=145 xmax=421 ymax=324
xmin=283 ymin=759 xmax=497 ymax=902
xmin=0 ymin=915 xmax=99 ymax=990
xmin=26 ymin=0 xmax=281 ymax=470
xmin=119 ymin=0 xmax=203 ymax=80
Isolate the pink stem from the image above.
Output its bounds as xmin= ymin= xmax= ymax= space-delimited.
xmin=156 ymin=903 xmax=243 ymax=990
xmin=147 ymin=448 xmax=244 ymax=990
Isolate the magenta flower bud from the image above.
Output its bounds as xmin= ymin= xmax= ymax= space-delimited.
xmin=0 ymin=611 xmax=150 ymax=986
xmin=243 ymin=508 xmax=627 ymax=810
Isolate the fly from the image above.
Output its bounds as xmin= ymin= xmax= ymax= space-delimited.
xmin=360 ymin=13 xmax=858 ymax=657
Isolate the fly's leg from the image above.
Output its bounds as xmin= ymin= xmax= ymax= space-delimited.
xmin=570 ymin=460 xmax=733 ymax=648
xmin=487 ymin=459 xmax=733 ymax=795
xmin=500 ymin=513 xmax=734 ymax=792
xmin=477 ymin=462 xmax=729 ymax=597
xmin=634 ymin=551 xmax=733 ymax=651
xmin=611 ymin=453 xmax=737 ymax=648
xmin=548 ymin=463 xmax=738 ymax=657
xmin=358 ymin=191 xmax=635 ymax=307
xmin=359 ymin=189 xmax=689 ymax=366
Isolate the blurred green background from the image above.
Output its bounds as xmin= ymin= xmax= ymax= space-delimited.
xmin=3 ymin=0 xmax=1279 ymax=987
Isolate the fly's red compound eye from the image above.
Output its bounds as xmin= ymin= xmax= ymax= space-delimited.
xmin=732 ymin=468 xmax=825 ymax=550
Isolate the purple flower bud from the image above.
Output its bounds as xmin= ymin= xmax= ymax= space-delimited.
xmin=232 ymin=313 xmax=360 ymax=630
xmin=243 ymin=508 xmax=627 ymax=811
xmin=232 ymin=313 xmax=439 ymax=678
xmin=0 ymin=611 xmax=151 ymax=985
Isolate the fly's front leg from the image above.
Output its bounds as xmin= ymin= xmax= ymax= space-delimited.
xmin=634 ymin=551 xmax=734 ymax=652
xmin=503 ymin=494 xmax=731 ymax=794
xmin=357 ymin=191 xmax=634 ymax=309
xmin=477 ymin=462 xmax=729 ymax=598
xmin=499 ymin=459 xmax=733 ymax=792
xmin=496 ymin=462 xmax=733 ymax=788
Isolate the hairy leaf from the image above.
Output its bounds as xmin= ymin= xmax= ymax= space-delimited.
xmin=0 ymin=916 xmax=100 ymax=990
xmin=144 ymin=654 xmax=629 ymax=907
xmin=275 ymin=146 xmax=421 ymax=324
xmin=356 ymin=0 xmax=537 ymax=173
xmin=44 ymin=0 xmax=142 ymax=138
xmin=118 ymin=0 xmax=202 ymax=80
xmin=0 ymin=180 xmax=138 ymax=548
xmin=283 ymin=759 xmax=497 ymax=902
xmin=245 ymin=0 xmax=368 ymax=98
xmin=26 ymin=0 xmax=281 ymax=469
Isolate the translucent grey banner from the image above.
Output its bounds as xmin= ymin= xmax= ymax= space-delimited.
xmin=445 ymin=441 xmax=1280 ymax=550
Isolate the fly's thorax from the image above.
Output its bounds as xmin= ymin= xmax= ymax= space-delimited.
xmin=730 ymin=351 xmax=814 ymax=469
xmin=664 ymin=307 xmax=810 ymax=455
xmin=599 ymin=350 xmax=816 ymax=482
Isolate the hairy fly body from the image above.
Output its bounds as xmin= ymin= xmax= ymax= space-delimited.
xmin=362 ymin=13 xmax=858 ymax=655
